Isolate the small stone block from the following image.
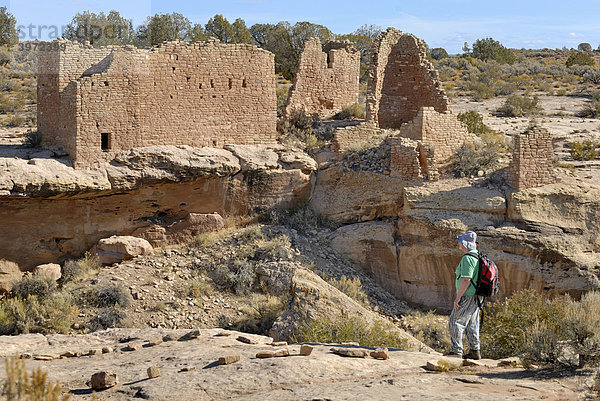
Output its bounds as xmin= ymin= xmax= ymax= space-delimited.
xmin=370 ymin=347 xmax=389 ymax=360
xmin=299 ymin=345 xmax=313 ymax=356
xmin=256 ymin=351 xmax=274 ymax=358
xmin=88 ymin=349 xmax=102 ymax=356
xmin=330 ymin=347 xmax=369 ymax=358
xmin=271 ymin=341 xmax=288 ymax=347
xmin=102 ymin=347 xmax=113 ymax=354
xmin=162 ymin=334 xmax=178 ymax=342
xmin=273 ymin=348 xmax=289 ymax=357
xmin=218 ymin=355 xmax=241 ymax=365
xmin=179 ymin=366 xmax=196 ymax=372
xmin=214 ymin=331 xmax=232 ymax=337
xmin=91 ymin=371 xmax=118 ymax=390
xmin=147 ymin=366 xmax=161 ymax=379
xmin=236 ymin=335 xmax=258 ymax=344
xmin=60 ymin=351 xmax=77 ymax=358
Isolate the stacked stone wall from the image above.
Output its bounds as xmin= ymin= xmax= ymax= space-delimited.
xmin=285 ymin=38 xmax=360 ymax=117
xmin=507 ymin=127 xmax=556 ymax=190
xmin=38 ymin=40 xmax=112 ymax=156
xmin=366 ymin=28 xmax=448 ymax=129
xmin=398 ymin=107 xmax=474 ymax=162
xmin=38 ymin=40 xmax=277 ymax=167
xmin=332 ymin=122 xmax=381 ymax=152
xmin=390 ymin=137 xmax=438 ymax=181
xmin=390 ymin=137 xmax=421 ymax=180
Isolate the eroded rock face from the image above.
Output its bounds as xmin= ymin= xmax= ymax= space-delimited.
xmin=329 ymin=179 xmax=600 ymax=311
xmin=0 ymin=145 xmax=316 ymax=268
xmin=310 ymin=166 xmax=405 ymax=223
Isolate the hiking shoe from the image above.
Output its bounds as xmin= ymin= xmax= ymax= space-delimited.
xmin=463 ymin=350 xmax=481 ymax=360
xmin=443 ymin=352 xmax=462 ymax=358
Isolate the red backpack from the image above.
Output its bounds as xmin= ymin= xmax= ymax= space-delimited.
xmin=465 ymin=252 xmax=500 ymax=297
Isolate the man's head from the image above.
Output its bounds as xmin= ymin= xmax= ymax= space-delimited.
xmin=457 ymin=230 xmax=477 ymax=251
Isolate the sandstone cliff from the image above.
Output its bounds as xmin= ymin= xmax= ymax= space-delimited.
xmin=0 ymin=145 xmax=316 ymax=268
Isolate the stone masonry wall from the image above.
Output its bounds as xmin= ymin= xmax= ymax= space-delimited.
xmin=390 ymin=137 xmax=438 ymax=181
xmin=366 ymin=28 xmax=448 ymax=129
xmin=38 ymin=40 xmax=112 ymax=156
xmin=332 ymin=122 xmax=381 ymax=152
xmin=38 ymin=40 xmax=277 ymax=168
xmin=285 ymin=38 xmax=360 ymax=117
xmin=398 ymin=107 xmax=474 ymax=162
xmin=507 ymin=127 xmax=556 ymax=191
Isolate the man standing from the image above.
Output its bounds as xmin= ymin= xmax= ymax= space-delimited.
xmin=447 ymin=230 xmax=482 ymax=360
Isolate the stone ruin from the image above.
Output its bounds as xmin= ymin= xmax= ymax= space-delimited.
xmin=333 ymin=28 xmax=471 ymax=181
xmin=506 ymin=127 xmax=556 ymax=190
xmin=284 ymin=38 xmax=360 ymax=117
xmin=38 ymin=39 xmax=277 ymax=168
xmin=366 ymin=28 xmax=448 ymax=128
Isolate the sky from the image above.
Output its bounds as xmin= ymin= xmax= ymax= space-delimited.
xmin=4 ymin=0 xmax=600 ymax=53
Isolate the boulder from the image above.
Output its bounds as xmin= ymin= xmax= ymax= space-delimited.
xmin=370 ymin=347 xmax=389 ymax=360
xmin=92 ymin=236 xmax=153 ymax=265
xmin=90 ymin=371 xmax=118 ymax=390
xmin=147 ymin=366 xmax=161 ymax=378
xmin=300 ymin=345 xmax=313 ymax=356
xmin=218 ymin=355 xmax=240 ymax=365
xmin=168 ymin=213 xmax=225 ymax=240
xmin=0 ymin=259 xmax=22 ymax=294
xmin=33 ymin=263 xmax=62 ymax=281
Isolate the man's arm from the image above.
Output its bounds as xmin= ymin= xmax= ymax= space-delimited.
xmin=453 ymin=277 xmax=471 ymax=310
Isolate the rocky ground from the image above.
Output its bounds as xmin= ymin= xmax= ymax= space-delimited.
xmin=0 ymin=328 xmax=592 ymax=400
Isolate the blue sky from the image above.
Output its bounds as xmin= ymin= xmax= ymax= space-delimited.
xmin=4 ymin=0 xmax=600 ymax=53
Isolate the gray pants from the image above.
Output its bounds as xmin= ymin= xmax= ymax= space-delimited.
xmin=448 ymin=295 xmax=481 ymax=354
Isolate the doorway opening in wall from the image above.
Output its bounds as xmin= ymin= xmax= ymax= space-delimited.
xmin=101 ymin=133 xmax=111 ymax=151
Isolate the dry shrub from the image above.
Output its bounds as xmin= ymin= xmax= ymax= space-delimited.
xmin=328 ymin=276 xmax=369 ymax=306
xmin=84 ymin=281 xmax=131 ymax=308
xmin=401 ymin=310 xmax=451 ymax=352
xmin=496 ymin=93 xmax=541 ymax=117
xmin=332 ymin=103 xmax=365 ymax=120
xmin=228 ymin=294 xmax=285 ymax=334
xmin=292 ymin=311 xmax=410 ymax=349
xmin=482 ymin=290 xmax=600 ymax=367
xmin=449 ymin=143 xmax=500 ymax=178
xmin=2 ymin=356 xmax=71 ymax=401
xmin=61 ymin=252 xmax=99 ymax=282
xmin=86 ymin=307 xmax=131 ymax=332
xmin=12 ymin=277 xmax=56 ymax=300
xmin=0 ymin=293 xmax=78 ymax=335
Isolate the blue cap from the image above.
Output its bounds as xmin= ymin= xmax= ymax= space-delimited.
xmin=457 ymin=231 xmax=477 ymax=250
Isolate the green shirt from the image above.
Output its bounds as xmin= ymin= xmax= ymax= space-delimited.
xmin=455 ymin=250 xmax=479 ymax=296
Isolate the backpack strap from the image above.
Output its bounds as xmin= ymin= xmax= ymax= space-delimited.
xmin=462 ymin=252 xmax=479 ymax=290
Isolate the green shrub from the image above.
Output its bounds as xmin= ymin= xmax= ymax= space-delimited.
xmin=262 ymin=202 xmax=338 ymax=233
xmin=471 ymin=37 xmax=517 ymax=64
xmin=570 ymin=141 xmax=598 ymax=160
xmin=3 ymin=356 xmax=71 ymax=401
xmin=496 ymin=93 xmax=540 ymax=117
xmin=332 ymin=103 xmax=365 ymax=120
xmin=566 ymin=51 xmax=594 ymax=68
xmin=292 ymin=311 xmax=409 ymax=349
xmin=457 ymin=111 xmax=492 ymax=135
xmin=328 ymin=276 xmax=369 ymax=306
xmin=12 ymin=277 xmax=56 ymax=300
xmin=87 ymin=307 xmax=130 ymax=332
xmin=0 ymin=293 xmax=77 ymax=335
xmin=85 ymin=282 xmax=131 ymax=307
